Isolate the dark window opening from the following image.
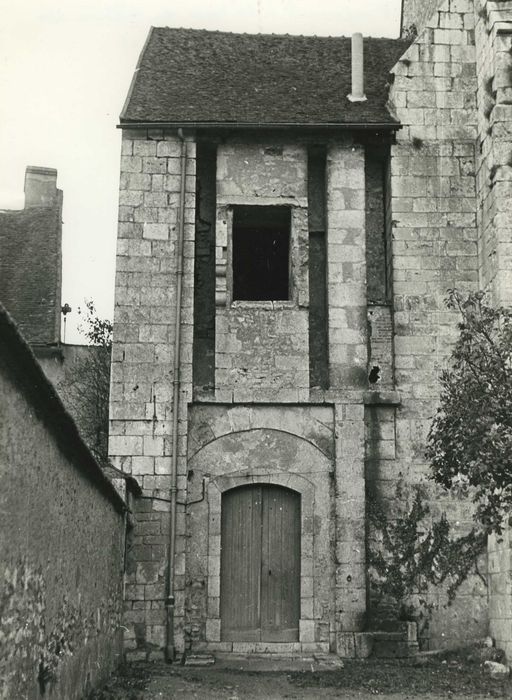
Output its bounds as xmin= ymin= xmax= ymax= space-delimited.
xmin=232 ymin=205 xmax=290 ymax=301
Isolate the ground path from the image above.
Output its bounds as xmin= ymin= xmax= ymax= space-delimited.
xmin=92 ymin=655 xmax=512 ymax=699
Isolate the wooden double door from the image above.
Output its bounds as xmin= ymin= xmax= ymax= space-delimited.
xmin=220 ymin=484 xmax=301 ymax=642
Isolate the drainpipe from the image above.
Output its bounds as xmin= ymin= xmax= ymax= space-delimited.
xmin=347 ymin=33 xmax=367 ymax=102
xmin=165 ymin=128 xmax=187 ymax=662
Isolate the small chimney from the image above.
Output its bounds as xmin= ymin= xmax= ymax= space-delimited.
xmin=347 ymin=33 xmax=367 ymax=103
xmin=24 ymin=166 xmax=58 ymax=207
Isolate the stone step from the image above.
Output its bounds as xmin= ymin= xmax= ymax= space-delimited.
xmin=373 ymin=640 xmax=420 ymax=658
xmin=184 ymin=653 xmax=216 ymax=666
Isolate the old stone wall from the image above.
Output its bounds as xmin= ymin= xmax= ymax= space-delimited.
xmin=488 ymin=530 xmax=512 ymax=660
xmin=186 ymin=404 xmax=335 ymax=653
xmin=36 ymin=343 xmax=111 ymax=460
xmin=474 ymin=0 xmax=512 ymax=660
xmin=475 ymin=0 xmax=512 ymax=304
xmin=401 ymin=0 xmax=444 ymax=36
xmin=109 ymin=130 xmax=196 ymax=656
xmin=384 ymin=0 xmax=489 ymax=649
xmin=111 ymin=127 xmax=373 ymax=657
xmin=214 ymin=141 xmax=310 ymax=401
xmin=0 ymin=311 xmax=125 ymax=700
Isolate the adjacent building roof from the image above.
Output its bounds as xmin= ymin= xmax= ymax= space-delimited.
xmin=0 ymin=201 xmax=62 ymax=345
xmin=121 ymin=28 xmax=410 ymax=127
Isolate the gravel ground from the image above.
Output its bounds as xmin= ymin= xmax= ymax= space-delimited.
xmin=90 ymin=655 xmax=512 ymax=700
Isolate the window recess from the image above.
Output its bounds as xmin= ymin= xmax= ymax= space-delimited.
xmin=232 ymin=205 xmax=291 ymax=301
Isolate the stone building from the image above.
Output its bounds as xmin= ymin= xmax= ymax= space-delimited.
xmin=0 ymin=166 xmax=112 ymax=460
xmin=111 ymin=0 xmax=512 ymax=660
xmin=0 ymin=166 xmax=63 ymax=346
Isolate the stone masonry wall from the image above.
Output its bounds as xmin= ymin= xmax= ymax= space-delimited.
xmin=214 ymin=141 xmax=309 ymax=401
xmin=385 ymin=0 xmax=489 ymax=648
xmin=0 ymin=317 xmax=125 ymax=700
xmin=474 ymin=0 xmax=512 ymax=660
xmin=109 ymin=129 xmax=196 ymax=656
xmin=185 ymin=404 xmax=335 ymax=654
xmin=111 ymin=128 xmax=373 ymax=658
xmin=475 ymin=0 xmax=512 ymax=305
xmin=401 ymin=0 xmax=444 ymax=36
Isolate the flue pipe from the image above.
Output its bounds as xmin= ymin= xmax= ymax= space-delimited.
xmin=348 ymin=33 xmax=367 ymax=102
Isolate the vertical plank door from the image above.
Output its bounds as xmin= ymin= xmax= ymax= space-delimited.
xmin=220 ymin=485 xmax=262 ymax=641
xmin=260 ymin=485 xmax=301 ymax=641
xmin=220 ymin=485 xmax=301 ymax=642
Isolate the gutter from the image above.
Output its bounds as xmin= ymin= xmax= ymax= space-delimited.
xmin=165 ymin=128 xmax=187 ymax=663
xmin=117 ymin=120 xmax=401 ymax=131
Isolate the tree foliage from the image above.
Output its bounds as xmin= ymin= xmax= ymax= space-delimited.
xmin=77 ymin=299 xmax=113 ymax=348
xmin=368 ymin=289 xmax=506 ymax=627
xmin=426 ymin=289 xmax=512 ymax=537
xmin=58 ymin=301 xmax=112 ymax=465
xmin=368 ymin=483 xmax=486 ymax=631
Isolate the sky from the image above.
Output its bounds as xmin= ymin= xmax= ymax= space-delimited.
xmin=0 ymin=0 xmax=401 ymax=343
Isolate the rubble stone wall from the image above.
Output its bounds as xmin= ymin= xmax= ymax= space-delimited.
xmin=0 ymin=320 xmax=125 ymax=700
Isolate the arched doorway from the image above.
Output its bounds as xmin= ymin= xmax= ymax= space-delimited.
xmin=220 ymin=484 xmax=301 ymax=642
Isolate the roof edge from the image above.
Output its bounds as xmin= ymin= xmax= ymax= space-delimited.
xmin=120 ymin=26 xmax=156 ymax=122
xmin=118 ymin=120 xmax=401 ymax=131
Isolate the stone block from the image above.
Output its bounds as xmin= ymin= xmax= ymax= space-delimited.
xmin=121 ymin=156 xmax=142 ymax=173
xmin=142 ymin=157 xmax=167 ymax=174
xmin=131 ymin=456 xmax=155 ymax=476
xmin=336 ymin=632 xmax=356 ymax=658
xmin=133 ymin=141 xmax=157 ymax=156
xmin=299 ymin=619 xmax=316 ymax=642
xmin=109 ymin=435 xmax=143 ymax=456
xmin=121 ymin=173 xmax=152 ymax=191
xmin=143 ymin=223 xmax=169 ymax=240
xmin=157 ymin=141 xmax=182 ymax=157
xmin=354 ymin=633 xmax=374 ymax=658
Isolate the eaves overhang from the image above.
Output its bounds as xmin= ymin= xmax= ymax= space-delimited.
xmin=117 ymin=120 xmax=402 ymax=131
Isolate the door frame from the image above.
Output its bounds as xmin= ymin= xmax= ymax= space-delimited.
xmin=205 ymin=470 xmax=315 ymax=645
xmin=220 ymin=483 xmax=301 ymax=642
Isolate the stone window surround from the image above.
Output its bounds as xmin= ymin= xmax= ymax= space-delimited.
xmin=215 ymin=202 xmax=304 ymax=309
xmin=204 ymin=469 xmax=317 ymax=644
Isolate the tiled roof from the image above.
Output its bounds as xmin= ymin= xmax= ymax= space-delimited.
xmin=0 ymin=200 xmax=62 ymax=345
xmin=121 ymin=28 xmax=410 ymax=127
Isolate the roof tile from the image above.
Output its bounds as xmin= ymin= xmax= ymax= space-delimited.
xmin=122 ymin=28 xmax=410 ymax=126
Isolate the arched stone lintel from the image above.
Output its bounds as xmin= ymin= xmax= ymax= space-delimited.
xmin=188 ymin=427 xmax=333 ymax=463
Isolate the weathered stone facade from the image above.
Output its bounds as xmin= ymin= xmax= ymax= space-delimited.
xmin=111 ymin=3 xmax=512 ymax=659
xmin=111 ymin=129 xmax=371 ymax=657
xmin=0 ymin=306 xmax=126 ymax=700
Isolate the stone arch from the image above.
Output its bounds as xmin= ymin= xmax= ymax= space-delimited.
xmin=185 ymin=427 xmax=333 ymax=648
xmin=187 ymin=404 xmax=335 ymax=461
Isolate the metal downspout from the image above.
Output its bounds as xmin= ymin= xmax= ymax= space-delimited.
xmin=165 ymin=128 xmax=187 ymax=662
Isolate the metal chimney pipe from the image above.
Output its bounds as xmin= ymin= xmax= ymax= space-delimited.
xmin=348 ymin=33 xmax=367 ymax=102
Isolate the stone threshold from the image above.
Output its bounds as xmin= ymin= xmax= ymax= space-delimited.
xmin=185 ymin=651 xmax=343 ymax=672
xmin=200 ymin=641 xmax=330 ymax=655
